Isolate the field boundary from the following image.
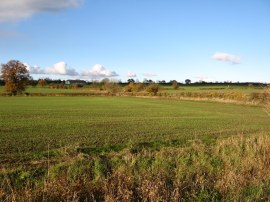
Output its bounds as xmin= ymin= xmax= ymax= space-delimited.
xmin=1 ymin=91 xmax=269 ymax=106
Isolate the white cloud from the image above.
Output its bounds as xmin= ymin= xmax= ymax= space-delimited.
xmin=212 ymin=52 xmax=241 ymax=64
xmin=24 ymin=62 xmax=118 ymax=78
xmin=143 ymin=73 xmax=157 ymax=77
xmin=82 ymin=64 xmax=118 ymax=79
xmin=24 ymin=63 xmax=44 ymax=74
xmin=127 ymin=71 xmax=136 ymax=77
xmin=0 ymin=0 xmax=82 ymax=22
xmin=45 ymin=61 xmax=79 ymax=76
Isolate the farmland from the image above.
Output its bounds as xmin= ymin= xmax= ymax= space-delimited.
xmin=0 ymin=83 xmax=266 ymax=95
xmin=1 ymin=96 xmax=269 ymax=159
xmin=1 ymin=94 xmax=270 ymax=200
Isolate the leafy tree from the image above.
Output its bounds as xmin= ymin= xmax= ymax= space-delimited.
xmin=171 ymin=80 xmax=179 ymax=90
xmin=185 ymin=79 xmax=191 ymax=84
xmin=143 ymin=79 xmax=154 ymax=84
xmin=1 ymin=60 xmax=30 ymax=95
xmin=28 ymin=77 xmax=38 ymax=87
xmin=38 ymin=79 xmax=47 ymax=87
xmin=159 ymin=80 xmax=166 ymax=84
xmin=100 ymin=78 xmax=110 ymax=85
xmin=127 ymin=78 xmax=135 ymax=83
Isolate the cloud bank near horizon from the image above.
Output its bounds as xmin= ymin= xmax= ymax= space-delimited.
xmin=0 ymin=0 xmax=82 ymax=22
xmin=45 ymin=62 xmax=79 ymax=76
xmin=82 ymin=64 xmax=118 ymax=79
xmin=212 ymin=52 xmax=241 ymax=64
xmin=26 ymin=62 xmax=118 ymax=79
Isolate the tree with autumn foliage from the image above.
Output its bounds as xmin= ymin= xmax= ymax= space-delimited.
xmin=1 ymin=60 xmax=31 ymax=95
xmin=38 ymin=79 xmax=47 ymax=87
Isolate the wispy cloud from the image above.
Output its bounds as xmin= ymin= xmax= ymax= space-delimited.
xmin=212 ymin=52 xmax=241 ymax=64
xmin=45 ymin=61 xmax=79 ymax=76
xmin=143 ymin=73 xmax=157 ymax=77
xmin=0 ymin=0 xmax=83 ymax=22
xmin=82 ymin=64 xmax=118 ymax=79
xmin=127 ymin=71 xmax=136 ymax=77
xmin=25 ymin=63 xmax=44 ymax=74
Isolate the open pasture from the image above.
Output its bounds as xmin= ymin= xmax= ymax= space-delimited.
xmin=1 ymin=96 xmax=269 ymax=165
xmin=1 ymin=96 xmax=270 ymax=200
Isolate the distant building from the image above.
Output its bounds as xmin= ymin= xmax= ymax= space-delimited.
xmin=65 ymin=80 xmax=87 ymax=85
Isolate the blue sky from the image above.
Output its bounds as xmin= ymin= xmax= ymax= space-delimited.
xmin=0 ymin=0 xmax=269 ymax=83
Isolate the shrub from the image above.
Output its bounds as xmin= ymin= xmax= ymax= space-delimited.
xmin=104 ymin=81 xmax=122 ymax=95
xmin=146 ymin=84 xmax=160 ymax=95
xmin=133 ymin=83 xmax=145 ymax=92
xmin=124 ymin=82 xmax=135 ymax=92
xmin=172 ymin=80 xmax=179 ymax=90
xmin=124 ymin=82 xmax=146 ymax=93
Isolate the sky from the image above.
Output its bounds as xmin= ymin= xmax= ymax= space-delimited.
xmin=0 ymin=0 xmax=269 ymax=83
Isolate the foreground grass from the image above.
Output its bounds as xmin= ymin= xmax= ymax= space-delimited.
xmin=2 ymin=134 xmax=270 ymax=201
xmin=1 ymin=96 xmax=270 ymax=200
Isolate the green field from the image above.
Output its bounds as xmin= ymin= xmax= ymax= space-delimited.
xmin=1 ymin=96 xmax=270 ymax=200
xmin=1 ymin=96 xmax=269 ymax=164
xmin=163 ymin=84 xmax=265 ymax=94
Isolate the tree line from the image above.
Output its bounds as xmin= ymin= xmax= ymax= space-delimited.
xmin=1 ymin=60 xmax=268 ymax=96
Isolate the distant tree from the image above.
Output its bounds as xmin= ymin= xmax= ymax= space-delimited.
xmin=185 ymin=79 xmax=191 ymax=85
xmin=127 ymin=78 xmax=135 ymax=83
xmin=159 ymin=80 xmax=166 ymax=84
xmin=1 ymin=60 xmax=31 ymax=95
xmin=100 ymin=78 xmax=110 ymax=85
xmin=143 ymin=79 xmax=154 ymax=84
xmin=171 ymin=80 xmax=179 ymax=90
xmin=38 ymin=79 xmax=47 ymax=87
xmin=28 ymin=77 xmax=38 ymax=87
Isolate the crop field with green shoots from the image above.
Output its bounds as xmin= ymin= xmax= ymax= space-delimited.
xmin=1 ymin=96 xmax=270 ymax=201
xmin=1 ymin=96 xmax=269 ymax=165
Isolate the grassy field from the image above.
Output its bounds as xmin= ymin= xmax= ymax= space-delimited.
xmin=1 ymin=96 xmax=269 ymax=161
xmin=1 ymin=95 xmax=270 ymax=200
xmin=163 ymin=84 xmax=265 ymax=94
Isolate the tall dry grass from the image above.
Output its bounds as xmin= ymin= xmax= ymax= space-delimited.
xmin=2 ymin=134 xmax=270 ymax=201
